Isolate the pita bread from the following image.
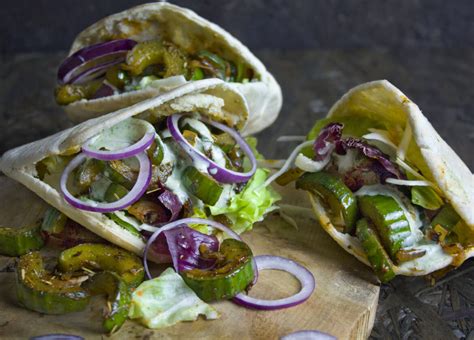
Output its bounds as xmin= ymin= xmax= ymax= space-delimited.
xmin=306 ymin=80 xmax=474 ymax=276
xmin=0 ymin=79 xmax=248 ymax=259
xmin=63 ymin=2 xmax=282 ymax=136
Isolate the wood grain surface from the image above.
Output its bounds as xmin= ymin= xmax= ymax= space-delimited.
xmin=0 ymin=176 xmax=379 ymax=339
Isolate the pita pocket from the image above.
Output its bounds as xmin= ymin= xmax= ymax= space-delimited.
xmin=55 ymin=2 xmax=282 ymax=136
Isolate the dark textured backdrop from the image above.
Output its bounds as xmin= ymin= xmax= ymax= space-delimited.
xmin=2 ymin=0 xmax=474 ymax=54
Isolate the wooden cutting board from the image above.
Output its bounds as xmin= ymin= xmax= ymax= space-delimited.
xmin=0 ymin=176 xmax=379 ymax=339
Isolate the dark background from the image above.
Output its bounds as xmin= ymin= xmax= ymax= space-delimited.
xmin=0 ymin=2 xmax=473 ymax=337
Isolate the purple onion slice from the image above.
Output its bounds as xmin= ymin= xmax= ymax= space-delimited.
xmin=58 ymin=39 xmax=137 ymax=84
xmin=167 ymin=114 xmax=257 ymax=184
xmin=60 ymin=152 xmax=152 ymax=213
xmin=233 ymin=255 xmax=315 ymax=310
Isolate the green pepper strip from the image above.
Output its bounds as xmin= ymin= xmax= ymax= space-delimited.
xmin=84 ymin=271 xmax=131 ymax=333
xmin=146 ymin=137 xmax=164 ymax=166
xmin=181 ymin=239 xmax=255 ymax=302
xmin=41 ymin=207 xmax=67 ymax=234
xmin=16 ymin=252 xmax=90 ymax=314
xmin=0 ymin=223 xmax=44 ymax=257
xmin=182 ymin=166 xmax=223 ymax=206
xmin=57 ymin=243 xmax=144 ymax=288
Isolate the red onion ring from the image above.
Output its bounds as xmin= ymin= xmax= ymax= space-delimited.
xmin=281 ymin=330 xmax=336 ymax=340
xmin=142 ymin=218 xmax=257 ymax=283
xmin=60 ymin=152 xmax=151 ymax=213
xmin=68 ymin=58 xmax=123 ymax=85
xmin=30 ymin=335 xmax=84 ymax=340
xmin=58 ymin=39 xmax=137 ymax=84
xmin=82 ymin=119 xmax=155 ymax=161
xmin=167 ymin=114 xmax=257 ymax=184
xmin=233 ymin=255 xmax=315 ymax=310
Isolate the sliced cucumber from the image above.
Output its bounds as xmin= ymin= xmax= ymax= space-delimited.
xmin=356 ymin=218 xmax=396 ymax=283
xmin=180 ymin=239 xmax=254 ymax=302
xmin=296 ymin=171 xmax=358 ymax=233
xmin=358 ymin=194 xmax=411 ymax=259
xmin=16 ymin=252 xmax=90 ymax=314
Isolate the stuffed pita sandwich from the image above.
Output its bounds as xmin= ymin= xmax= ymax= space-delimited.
xmin=0 ymin=79 xmax=280 ymax=258
xmin=271 ymin=80 xmax=473 ymax=282
xmin=54 ymin=2 xmax=282 ymax=135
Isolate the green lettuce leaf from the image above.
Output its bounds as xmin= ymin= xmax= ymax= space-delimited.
xmin=209 ymin=168 xmax=281 ymax=234
xmin=128 ymin=268 xmax=219 ymax=329
xmin=407 ymin=172 xmax=444 ymax=210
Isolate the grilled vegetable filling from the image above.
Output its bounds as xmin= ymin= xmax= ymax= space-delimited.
xmin=56 ymin=36 xmax=257 ymax=105
xmin=290 ymin=120 xmax=473 ymax=282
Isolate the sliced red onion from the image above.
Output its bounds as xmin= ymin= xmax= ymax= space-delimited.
xmin=60 ymin=152 xmax=151 ymax=213
xmin=58 ymin=39 xmax=137 ymax=84
xmin=68 ymin=58 xmax=123 ymax=85
xmin=142 ymin=218 xmax=257 ymax=282
xmin=167 ymin=114 xmax=257 ymax=183
xmin=164 ymin=225 xmax=219 ymax=272
xmin=30 ymin=335 xmax=84 ymax=340
xmin=281 ymin=330 xmax=336 ymax=340
xmin=82 ymin=119 xmax=155 ymax=161
xmin=233 ymin=255 xmax=315 ymax=310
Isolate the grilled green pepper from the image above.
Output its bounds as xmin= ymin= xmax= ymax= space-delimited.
xmin=146 ymin=137 xmax=164 ymax=166
xmin=431 ymin=204 xmax=460 ymax=231
xmin=104 ymin=183 xmax=129 ymax=203
xmin=105 ymin=65 xmax=130 ymax=89
xmin=84 ymin=271 xmax=131 ymax=333
xmin=74 ymin=158 xmax=104 ymax=191
xmin=181 ymin=239 xmax=254 ymax=302
xmin=356 ymin=218 xmax=396 ymax=283
xmin=57 ymin=243 xmax=144 ymax=288
xmin=105 ymin=160 xmax=137 ymax=190
xmin=0 ymin=223 xmax=44 ymax=257
xmin=124 ymin=40 xmax=186 ymax=77
xmin=296 ymin=171 xmax=358 ymax=233
xmin=182 ymin=166 xmax=223 ymax=206
xmin=358 ymin=195 xmax=411 ymax=259
xmin=106 ymin=213 xmax=142 ymax=238
xmin=41 ymin=207 xmax=67 ymax=234
xmin=16 ymin=252 xmax=90 ymax=314
xmin=55 ymin=81 xmax=102 ymax=105
xmin=197 ymin=50 xmax=228 ymax=79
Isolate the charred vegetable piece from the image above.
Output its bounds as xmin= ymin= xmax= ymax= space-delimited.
xmin=16 ymin=252 xmax=90 ymax=314
xmin=105 ymin=65 xmax=130 ymax=89
xmin=0 ymin=223 xmax=44 ymax=256
xmin=358 ymin=195 xmax=411 ymax=259
xmin=296 ymin=171 xmax=358 ymax=233
xmin=105 ymin=160 xmax=137 ymax=190
xmin=356 ymin=219 xmax=396 ymax=283
xmin=190 ymin=67 xmax=204 ymax=80
xmin=214 ymin=132 xmax=235 ymax=153
xmin=180 ymin=239 xmax=254 ymax=302
xmin=124 ymin=40 xmax=186 ymax=77
xmin=183 ymin=130 xmax=198 ymax=146
xmin=41 ymin=207 xmax=67 ymax=234
xmin=74 ymin=158 xmax=104 ymax=191
xmin=84 ymin=271 xmax=131 ymax=333
xmin=104 ymin=183 xmax=129 ymax=203
xmin=127 ymin=200 xmax=169 ymax=225
xmin=197 ymin=50 xmax=227 ymax=78
xmin=276 ymin=168 xmax=304 ymax=186
xmin=57 ymin=243 xmax=144 ymax=288
xmin=431 ymin=204 xmax=460 ymax=231
xmin=182 ymin=166 xmax=223 ymax=206
xmin=55 ymin=81 xmax=102 ymax=105
xmin=147 ymin=137 xmax=164 ymax=166
xmin=106 ymin=213 xmax=142 ymax=238
xmin=395 ymin=248 xmax=427 ymax=263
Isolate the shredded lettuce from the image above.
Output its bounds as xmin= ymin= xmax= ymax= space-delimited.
xmin=406 ymin=173 xmax=444 ymax=210
xmin=209 ymin=168 xmax=281 ymax=234
xmin=128 ymin=268 xmax=219 ymax=329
